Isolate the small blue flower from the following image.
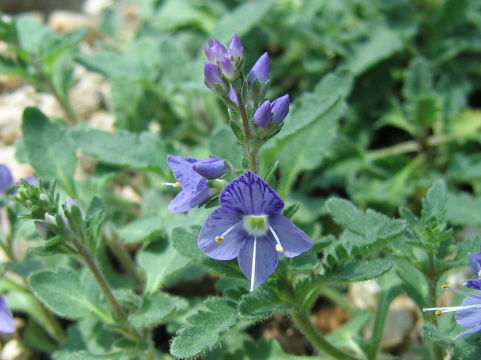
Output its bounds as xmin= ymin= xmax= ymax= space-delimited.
xmin=198 ymin=172 xmax=312 ymax=291
xmin=253 ymin=100 xmax=272 ymax=129
xmin=252 ymin=94 xmax=290 ymax=129
xmin=166 ymin=155 xmax=225 ymax=213
xmin=204 ymin=35 xmax=243 ymax=81
xmin=228 ymin=34 xmax=244 ymax=64
xmin=0 ymin=164 xmax=13 ymax=195
xmin=424 ymin=248 xmax=481 ymax=337
xmin=0 ymin=295 xmax=15 ymax=333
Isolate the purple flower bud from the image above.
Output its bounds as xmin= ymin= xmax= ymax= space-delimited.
xmin=44 ymin=213 xmax=57 ymax=226
xmin=0 ymin=164 xmax=13 ymax=195
xmin=271 ymin=94 xmax=290 ymax=124
xmin=204 ymin=39 xmax=228 ymax=63
xmin=253 ymin=100 xmax=272 ymax=129
xmin=193 ymin=158 xmax=226 ymax=179
xmin=228 ymin=34 xmax=244 ymax=62
xmin=219 ymin=55 xmax=236 ymax=80
xmin=204 ymin=62 xmax=226 ymax=92
xmin=248 ymin=53 xmax=269 ymax=86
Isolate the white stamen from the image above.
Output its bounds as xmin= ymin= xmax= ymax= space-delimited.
xmin=250 ymin=236 xmax=257 ymax=292
xmin=215 ymin=221 xmax=242 ymax=243
xmin=423 ymin=304 xmax=481 ymax=314
xmin=478 ymin=270 xmax=481 ymax=278
xmin=269 ymin=225 xmax=284 ymax=253
xmin=162 ymin=182 xmax=182 ymax=188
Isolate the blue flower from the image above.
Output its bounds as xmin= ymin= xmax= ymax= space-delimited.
xmin=248 ymin=53 xmax=269 ymax=87
xmin=0 ymin=164 xmax=13 ymax=195
xmin=252 ymin=94 xmax=290 ymax=129
xmin=198 ymin=172 xmax=312 ymax=291
xmin=424 ymin=248 xmax=481 ymax=337
xmin=0 ymin=295 xmax=14 ymax=333
xmin=166 ymin=155 xmax=225 ymax=213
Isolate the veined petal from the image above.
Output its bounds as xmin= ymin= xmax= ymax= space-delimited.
xmin=237 ymin=236 xmax=278 ymax=288
xmin=267 ymin=213 xmax=313 ymax=258
xmin=455 ymin=291 xmax=481 ymax=329
xmin=168 ymin=181 xmax=210 ymax=213
xmin=0 ymin=295 xmax=14 ymax=333
xmin=219 ymin=172 xmax=284 ymax=215
xmin=198 ymin=207 xmax=245 ymax=260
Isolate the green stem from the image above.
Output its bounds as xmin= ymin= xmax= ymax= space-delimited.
xmin=426 ymin=253 xmax=444 ymax=360
xmin=71 ymin=237 xmax=126 ymax=322
xmin=291 ymin=310 xmax=359 ymax=360
xmin=105 ymin=232 xmax=143 ymax=286
xmin=235 ymin=90 xmax=257 ymax=173
xmin=365 ymin=134 xmax=463 ymax=160
xmin=31 ymin=59 xmax=79 ymax=125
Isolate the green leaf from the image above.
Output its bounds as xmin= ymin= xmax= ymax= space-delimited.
xmin=169 ymin=298 xmax=238 ymax=359
xmin=344 ymin=22 xmax=403 ymax=75
xmin=395 ymin=259 xmax=428 ymax=309
xmin=117 ymin=214 xmax=164 ymax=244
xmin=69 ymin=127 xmax=166 ymax=174
xmin=261 ymin=71 xmax=352 ymax=173
xmin=287 ymin=251 xmax=320 ymax=271
xmin=421 ymin=179 xmax=447 ymax=224
xmin=210 ymin=0 xmax=275 ymax=43
xmin=21 ymin=107 xmax=77 ymax=193
xmin=209 ymin=126 xmax=242 ymax=169
xmin=324 ymin=259 xmax=393 ymax=282
xmin=446 ymin=192 xmax=481 ymax=226
xmin=137 ymin=239 xmax=191 ymax=293
xmin=403 ymin=57 xmax=433 ymax=101
xmin=16 ymin=17 xmax=52 ymax=55
xmin=324 ymin=198 xmax=405 ymax=268
xmin=240 ymin=339 xmax=315 ymax=360
xmin=238 ymin=288 xmax=292 ymax=320
xmin=129 ymin=292 xmax=187 ymax=328
xmin=28 ymin=267 xmax=111 ymax=321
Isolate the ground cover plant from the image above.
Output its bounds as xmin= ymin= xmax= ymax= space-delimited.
xmin=1 ymin=0 xmax=481 ymax=359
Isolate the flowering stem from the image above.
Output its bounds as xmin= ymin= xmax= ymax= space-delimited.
xmin=105 ymin=231 xmax=143 ymax=286
xmin=235 ymin=90 xmax=257 ymax=173
xmin=291 ymin=310 xmax=360 ymax=360
xmin=426 ymin=253 xmax=444 ymax=360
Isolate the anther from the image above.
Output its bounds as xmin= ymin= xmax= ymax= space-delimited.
xmin=441 ymin=284 xmax=449 ymax=289
xmin=215 ymin=236 xmax=224 ymax=243
xmin=275 ymin=244 xmax=284 ymax=253
xmin=435 ymin=310 xmax=443 ymax=316
xmin=478 ymin=270 xmax=481 ymax=278
xmin=173 ymin=182 xmax=181 ymax=188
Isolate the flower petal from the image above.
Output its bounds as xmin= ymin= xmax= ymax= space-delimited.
xmin=168 ymin=182 xmax=210 ymax=213
xmin=167 ymin=155 xmax=202 ymax=190
xmin=0 ymin=295 xmax=14 ymax=333
xmin=455 ymin=291 xmax=481 ymax=329
xmin=455 ymin=324 xmax=481 ymax=338
xmin=469 ymin=250 xmax=481 ymax=277
xmin=237 ymin=235 xmax=278 ymax=287
xmin=268 ymin=213 xmax=313 ymax=258
xmin=0 ymin=164 xmax=13 ymax=195
xmin=198 ymin=207 xmax=245 ymax=260
xmin=219 ymin=172 xmax=284 ymax=215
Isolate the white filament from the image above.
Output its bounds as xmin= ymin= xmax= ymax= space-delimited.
xmin=269 ymin=225 xmax=284 ymax=253
xmin=250 ymin=236 xmax=257 ymax=292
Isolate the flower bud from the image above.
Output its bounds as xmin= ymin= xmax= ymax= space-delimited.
xmin=228 ymin=34 xmax=244 ymax=64
xmin=204 ymin=62 xmax=227 ymax=93
xmin=193 ymin=158 xmax=226 ymax=179
xmin=247 ymin=53 xmax=269 ymax=87
xmin=44 ymin=213 xmax=57 ymax=226
xmin=204 ymin=39 xmax=228 ymax=63
xmin=253 ymin=100 xmax=272 ymax=129
xmin=219 ymin=55 xmax=236 ymax=80
xmin=0 ymin=164 xmax=13 ymax=195
xmin=271 ymin=94 xmax=290 ymax=124
xmin=64 ymin=197 xmax=77 ymax=213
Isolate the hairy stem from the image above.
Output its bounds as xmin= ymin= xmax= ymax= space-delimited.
xmin=106 ymin=232 xmax=143 ymax=286
xmin=426 ymin=253 xmax=444 ymax=360
xmin=291 ymin=310 xmax=360 ymax=360
xmin=71 ymin=237 xmax=126 ymax=322
xmin=235 ymin=90 xmax=257 ymax=173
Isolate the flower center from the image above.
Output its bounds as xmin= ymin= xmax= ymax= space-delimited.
xmin=243 ymin=215 xmax=269 ymax=236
